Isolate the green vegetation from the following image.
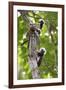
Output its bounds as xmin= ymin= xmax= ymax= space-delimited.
xmin=17 ymin=11 xmax=58 ymax=80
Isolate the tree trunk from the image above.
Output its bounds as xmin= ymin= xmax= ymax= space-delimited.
xmin=28 ymin=31 xmax=40 ymax=79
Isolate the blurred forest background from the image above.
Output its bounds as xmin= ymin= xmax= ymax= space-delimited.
xmin=17 ymin=10 xmax=58 ymax=80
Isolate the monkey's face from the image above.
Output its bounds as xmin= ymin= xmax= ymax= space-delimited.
xmin=40 ymin=49 xmax=45 ymax=55
xmin=37 ymin=48 xmax=46 ymax=67
xmin=39 ymin=48 xmax=46 ymax=55
xmin=39 ymin=19 xmax=44 ymax=29
xmin=39 ymin=19 xmax=44 ymax=24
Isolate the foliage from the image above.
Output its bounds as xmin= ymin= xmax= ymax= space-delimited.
xmin=17 ymin=10 xmax=58 ymax=80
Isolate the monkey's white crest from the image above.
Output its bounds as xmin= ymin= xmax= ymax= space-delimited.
xmin=39 ymin=19 xmax=44 ymax=22
xmin=40 ymin=48 xmax=46 ymax=55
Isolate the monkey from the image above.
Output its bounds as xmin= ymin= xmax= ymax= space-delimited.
xmin=36 ymin=48 xmax=46 ymax=67
xmin=39 ymin=19 xmax=44 ymax=29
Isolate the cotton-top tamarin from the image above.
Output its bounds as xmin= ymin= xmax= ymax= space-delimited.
xmin=39 ymin=19 xmax=44 ymax=29
xmin=37 ymin=48 xmax=46 ymax=67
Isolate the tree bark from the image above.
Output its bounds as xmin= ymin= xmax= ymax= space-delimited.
xmin=28 ymin=31 xmax=40 ymax=79
xmin=20 ymin=11 xmax=40 ymax=79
